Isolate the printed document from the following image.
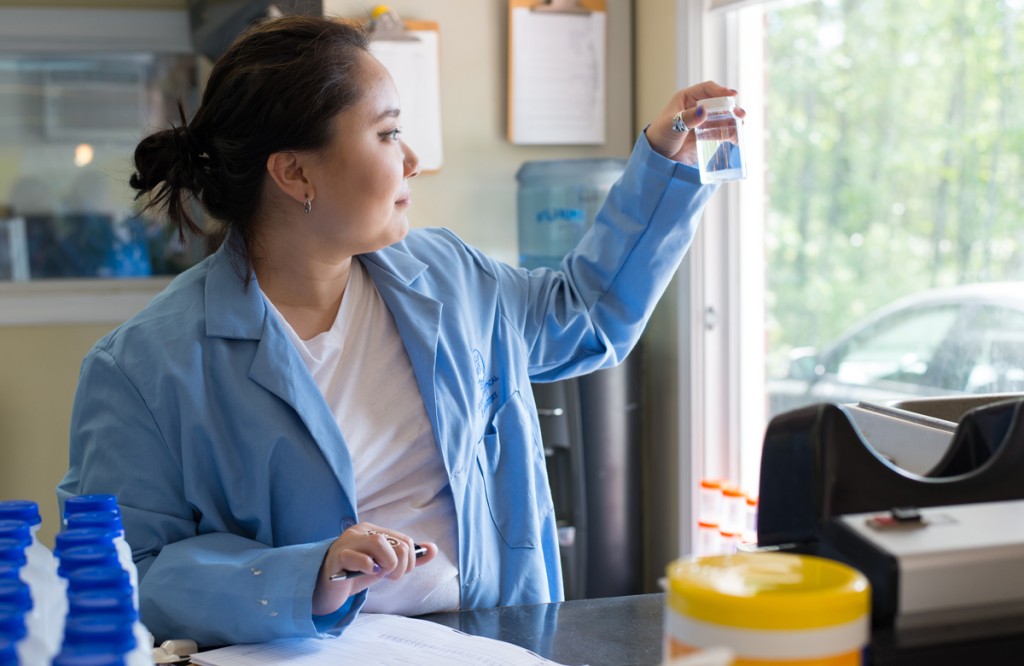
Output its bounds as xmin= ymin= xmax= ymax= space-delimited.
xmin=190 ymin=613 xmax=576 ymax=666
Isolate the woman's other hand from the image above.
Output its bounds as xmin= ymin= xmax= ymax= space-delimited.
xmin=312 ymin=522 xmax=439 ymax=616
xmin=645 ymin=81 xmax=745 ymax=166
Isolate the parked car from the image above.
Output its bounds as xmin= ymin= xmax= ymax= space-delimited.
xmin=767 ymin=282 xmax=1024 ymax=417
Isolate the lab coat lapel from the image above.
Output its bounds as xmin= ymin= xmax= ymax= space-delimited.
xmin=204 ymin=243 xmax=358 ymax=498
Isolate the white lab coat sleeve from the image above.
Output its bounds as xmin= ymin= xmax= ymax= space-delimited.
xmin=58 ymin=346 xmax=362 ymax=647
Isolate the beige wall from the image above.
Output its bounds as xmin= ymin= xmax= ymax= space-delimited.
xmin=0 ymin=324 xmax=114 ymax=546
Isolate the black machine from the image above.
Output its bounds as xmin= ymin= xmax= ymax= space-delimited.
xmin=757 ymin=396 xmax=1024 ymax=665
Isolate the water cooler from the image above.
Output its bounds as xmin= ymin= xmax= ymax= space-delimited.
xmin=516 ymin=158 xmax=643 ymax=600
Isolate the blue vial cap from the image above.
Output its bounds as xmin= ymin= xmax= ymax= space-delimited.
xmin=0 ymin=501 xmax=40 ymax=527
xmin=55 ymin=528 xmax=118 ymax=556
xmin=58 ymin=544 xmax=121 ymax=579
xmin=66 ymin=510 xmax=125 ymax=535
xmin=63 ymin=495 xmax=119 ymax=521
xmin=0 ymin=541 xmax=26 ymax=568
xmin=52 ymin=651 xmax=126 ymax=666
xmin=62 ymin=613 xmax=136 ymax=654
xmin=0 ymin=564 xmax=20 ymax=581
xmin=0 ymin=580 xmax=31 ymax=612
xmin=68 ymin=589 xmax=136 ymax=621
xmin=66 ymin=566 xmax=131 ymax=595
xmin=0 ymin=607 xmax=27 ymax=641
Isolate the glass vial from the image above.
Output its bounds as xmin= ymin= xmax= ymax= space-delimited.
xmin=694 ymin=96 xmax=747 ymax=184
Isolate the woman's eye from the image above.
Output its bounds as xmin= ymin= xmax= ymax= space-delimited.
xmin=381 ymin=128 xmax=402 ymax=141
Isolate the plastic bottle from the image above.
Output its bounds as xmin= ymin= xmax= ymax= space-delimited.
xmin=0 ymin=535 xmax=64 ymax=661
xmin=694 ymin=96 xmax=747 ymax=184
xmin=516 ymin=158 xmax=627 ymax=269
xmin=0 ymin=500 xmax=65 ymax=656
xmin=67 ymin=579 xmax=152 ymax=662
xmin=60 ymin=613 xmax=150 ymax=666
xmin=63 ymin=499 xmax=139 ymax=611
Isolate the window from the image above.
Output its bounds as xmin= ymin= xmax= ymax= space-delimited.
xmin=0 ymin=52 xmax=201 ymax=282
xmin=701 ymin=0 xmax=1024 ymax=502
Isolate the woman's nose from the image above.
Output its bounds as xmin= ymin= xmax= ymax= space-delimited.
xmin=403 ymin=141 xmax=420 ymax=179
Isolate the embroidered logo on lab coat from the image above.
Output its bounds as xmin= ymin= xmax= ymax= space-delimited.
xmin=473 ymin=348 xmax=500 ymax=416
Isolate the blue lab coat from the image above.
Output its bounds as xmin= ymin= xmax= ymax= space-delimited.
xmin=57 ymin=132 xmax=714 ymax=647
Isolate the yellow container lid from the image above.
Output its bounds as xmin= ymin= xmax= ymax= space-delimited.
xmin=666 ymin=552 xmax=870 ymax=631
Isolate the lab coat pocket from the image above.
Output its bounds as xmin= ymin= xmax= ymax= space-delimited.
xmin=475 ymin=391 xmax=549 ymax=549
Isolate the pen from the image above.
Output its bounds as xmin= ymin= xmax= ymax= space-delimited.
xmin=329 ymin=543 xmax=427 ymax=581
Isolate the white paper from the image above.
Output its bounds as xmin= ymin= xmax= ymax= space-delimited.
xmin=370 ymin=31 xmax=444 ymax=171
xmin=510 ymin=7 xmax=606 ymax=145
xmin=190 ymin=613 xmax=575 ymax=666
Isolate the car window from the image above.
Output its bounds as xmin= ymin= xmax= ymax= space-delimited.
xmin=823 ymin=305 xmax=960 ymax=387
xmin=963 ymin=306 xmax=1024 ymax=393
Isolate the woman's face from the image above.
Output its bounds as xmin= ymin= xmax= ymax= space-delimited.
xmin=305 ymin=51 xmax=420 ymax=256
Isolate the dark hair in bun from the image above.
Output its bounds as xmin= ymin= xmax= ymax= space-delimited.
xmin=129 ymin=16 xmax=371 ymax=272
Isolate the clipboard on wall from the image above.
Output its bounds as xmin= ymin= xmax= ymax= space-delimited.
xmin=507 ymin=0 xmax=607 ymax=145
xmin=365 ymin=10 xmax=444 ymax=171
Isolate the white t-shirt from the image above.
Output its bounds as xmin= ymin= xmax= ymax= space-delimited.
xmin=264 ymin=260 xmax=460 ymax=614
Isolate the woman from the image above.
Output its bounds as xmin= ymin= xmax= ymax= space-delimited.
xmin=58 ymin=15 xmax=740 ymax=648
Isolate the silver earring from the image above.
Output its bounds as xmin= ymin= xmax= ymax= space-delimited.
xmin=303 ymin=197 xmax=312 ymax=214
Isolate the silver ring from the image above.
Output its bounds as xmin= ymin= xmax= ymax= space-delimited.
xmin=671 ymin=111 xmax=689 ymax=133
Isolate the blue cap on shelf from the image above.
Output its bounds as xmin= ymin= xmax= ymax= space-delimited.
xmin=66 ymin=566 xmax=131 ymax=594
xmin=68 ymin=588 xmax=136 ymax=621
xmin=51 ymin=651 xmax=126 ymax=666
xmin=0 ymin=637 xmax=18 ymax=666
xmin=0 ymin=608 xmax=27 ymax=642
xmin=62 ymin=613 xmax=136 ymax=654
xmin=0 ymin=580 xmax=31 ymax=612
xmin=0 ymin=523 xmax=29 ymax=549
xmin=63 ymin=495 xmax=119 ymax=521
xmin=55 ymin=528 xmax=118 ymax=557
xmin=57 ymin=544 xmax=121 ymax=579
xmin=0 ymin=541 xmax=26 ymax=568
xmin=0 ymin=501 xmax=41 ymax=527
xmin=66 ymin=510 xmax=125 ymax=535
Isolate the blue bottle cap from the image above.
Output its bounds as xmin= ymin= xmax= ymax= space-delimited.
xmin=63 ymin=495 xmax=119 ymax=521
xmin=57 ymin=544 xmax=121 ymax=579
xmin=0 ymin=541 xmax=26 ymax=568
xmin=0 ymin=501 xmax=40 ymax=527
xmin=68 ymin=589 xmax=137 ymax=621
xmin=0 ymin=607 xmax=27 ymax=642
xmin=62 ymin=613 xmax=136 ymax=654
xmin=0 ymin=522 xmax=30 ymax=543
xmin=66 ymin=510 xmax=125 ymax=535
xmin=0 ymin=564 xmax=20 ymax=581
xmin=0 ymin=580 xmax=31 ymax=614
xmin=0 ymin=637 xmax=17 ymax=666
xmin=52 ymin=651 xmax=126 ymax=666
xmin=66 ymin=566 xmax=131 ymax=594
xmin=55 ymin=528 xmax=118 ymax=556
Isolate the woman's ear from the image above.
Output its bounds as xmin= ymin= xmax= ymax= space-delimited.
xmin=266 ymin=151 xmax=315 ymax=206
